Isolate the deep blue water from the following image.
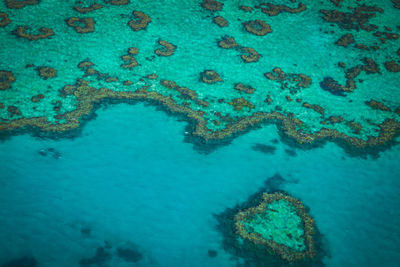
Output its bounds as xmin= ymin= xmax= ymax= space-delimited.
xmin=1 ymin=103 xmax=400 ymax=266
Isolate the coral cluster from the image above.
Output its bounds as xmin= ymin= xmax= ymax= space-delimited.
xmin=234 ymin=192 xmax=316 ymax=262
xmin=66 ymin=17 xmax=95 ymax=33
xmin=128 ymin=11 xmax=151 ymax=31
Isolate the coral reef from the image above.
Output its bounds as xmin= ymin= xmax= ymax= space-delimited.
xmin=320 ymin=5 xmax=383 ymax=31
xmin=213 ymin=16 xmax=228 ymax=27
xmin=200 ymin=70 xmax=222 ymax=84
xmin=255 ymin=2 xmax=307 ymax=16
xmin=234 ymin=83 xmax=255 ymax=94
xmin=73 ymin=3 xmax=104 ymax=14
xmin=0 ymin=70 xmax=16 ymax=90
xmin=228 ymin=97 xmax=255 ymax=111
xmin=128 ymin=11 xmax=151 ymax=31
xmin=265 ymin=68 xmax=311 ymax=94
xmin=302 ymin=103 xmax=325 ymax=115
xmin=4 ymin=0 xmax=39 ymax=9
xmin=243 ymin=20 xmax=272 ymax=36
xmin=234 ymin=192 xmax=316 ymax=262
xmin=217 ymin=36 xmax=238 ymax=49
xmin=154 ymin=39 xmax=176 ymax=57
xmin=239 ymin=6 xmax=253 ymax=12
xmin=37 ymin=66 xmax=57 ymax=79
xmin=365 ymin=100 xmax=392 ymax=112
xmin=66 ymin=17 xmax=95 ymax=33
xmin=0 ymin=12 xmax=11 ymax=27
xmin=201 ymin=0 xmax=223 ymax=11
xmin=110 ymin=0 xmax=130 ymax=5
xmin=240 ymin=47 xmax=260 ymax=63
xmin=384 ymin=61 xmax=400 ymax=72
xmin=335 ymin=33 xmax=355 ymax=47
xmin=121 ymin=47 xmax=139 ymax=69
xmin=13 ymin=26 xmax=54 ymax=40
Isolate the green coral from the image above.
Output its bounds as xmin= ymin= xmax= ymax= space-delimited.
xmin=243 ymin=199 xmax=306 ymax=251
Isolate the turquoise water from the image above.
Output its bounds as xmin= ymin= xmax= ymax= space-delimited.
xmin=1 ymin=0 xmax=400 ymax=266
xmin=1 ymin=103 xmax=400 ymax=266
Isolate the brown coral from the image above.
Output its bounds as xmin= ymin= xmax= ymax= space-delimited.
xmin=154 ymin=40 xmax=176 ymax=57
xmin=243 ymin=20 xmax=272 ymax=36
xmin=302 ymin=102 xmax=325 ymax=115
xmin=217 ymin=36 xmax=238 ymax=49
xmin=37 ymin=66 xmax=57 ymax=79
xmin=213 ymin=16 xmax=228 ymax=27
xmin=128 ymin=11 xmax=151 ymax=31
xmin=73 ymin=3 xmax=104 ymax=14
xmin=66 ymin=17 xmax=95 ymax=33
xmin=5 ymin=0 xmax=39 ymax=9
xmin=240 ymin=47 xmax=260 ymax=63
xmin=234 ymin=192 xmax=316 ymax=262
xmin=0 ymin=70 xmax=16 ymax=90
xmin=256 ymin=2 xmax=307 ymax=16
xmin=365 ymin=100 xmax=392 ymax=112
xmin=201 ymin=0 xmax=223 ymax=11
xmin=14 ymin=26 xmax=54 ymax=40
xmin=335 ymin=33 xmax=355 ymax=47
xmin=0 ymin=12 xmax=11 ymax=27
xmin=234 ymin=83 xmax=255 ymax=94
xmin=228 ymin=97 xmax=255 ymax=111
xmin=384 ymin=61 xmax=400 ymax=72
xmin=200 ymin=70 xmax=222 ymax=84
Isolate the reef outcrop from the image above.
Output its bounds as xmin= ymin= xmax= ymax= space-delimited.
xmin=128 ymin=11 xmax=151 ymax=31
xmin=0 ymin=70 xmax=16 ymax=90
xmin=243 ymin=20 xmax=272 ymax=36
xmin=234 ymin=192 xmax=316 ymax=262
xmin=66 ymin=17 xmax=95 ymax=33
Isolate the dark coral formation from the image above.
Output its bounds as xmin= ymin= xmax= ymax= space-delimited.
xmin=240 ymin=47 xmax=260 ymax=63
xmin=365 ymin=100 xmax=392 ymax=112
xmin=321 ymin=58 xmax=380 ymax=96
xmin=252 ymin=143 xmax=276 ymax=154
xmin=73 ymin=3 xmax=104 ymax=13
xmin=239 ymin=6 xmax=253 ymax=12
xmin=160 ymin=80 xmax=209 ymax=107
xmin=228 ymin=97 xmax=255 ymax=111
xmin=264 ymin=67 xmax=311 ymax=94
xmin=4 ymin=0 xmax=39 ymax=9
xmin=243 ymin=20 xmax=272 ymax=36
xmin=121 ymin=47 xmax=139 ymax=69
xmin=320 ymin=5 xmax=383 ymax=32
xmin=201 ymin=0 xmax=223 ymax=11
xmin=200 ymin=70 xmax=222 ymax=84
xmin=217 ymin=36 xmax=238 ymax=49
xmin=393 ymin=0 xmax=400 ymax=9
xmin=302 ymin=102 xmax=325 ymax=115
xmin=154 ymin=39 xmax=176 ymax=57
xmin=0 ymin=70 xmax=16 ymax=90
xmin=110 ymin=0 xmax=130 ymax=5
xmin=213 ymin=16 xmax=228 ymax=27
xmin=255 ymin=2 xmax=307 ymax=16
xmin=234 ymin=83 xmax=255 ymax=94
xmin=66 ymin=17 xmax=95 ymax=33
xmin=7 ymin=106 xmax=22 ymax=117
xmin=31 ymin=94 xmax=45 ymax=103
xmin=37 ymin=66 xmax=57 ymax=79
xmin=13 ymin=26 xmax=54 ymax=40
xmin=128 ymin=11 xmax=151 ymax=31
xmin=384 ymin=61 xmax=400 ymax=72
xmin=234 ymin=192 xmax=316 ymax=262
xmin=335 ymin=33 xmax=355 ymax=47
xmin=0 ymin=12 xmax=11 ymax=27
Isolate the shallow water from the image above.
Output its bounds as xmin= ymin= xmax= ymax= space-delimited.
xmin=1 ymin=0 xmax=400 ymax=266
